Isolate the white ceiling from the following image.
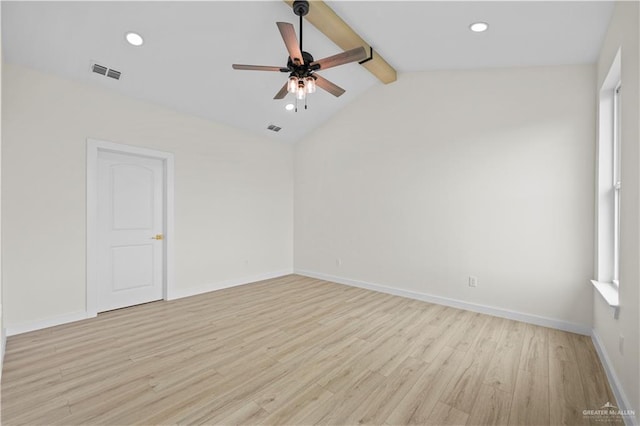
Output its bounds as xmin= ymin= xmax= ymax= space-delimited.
xmin=2 ymin=1 xmax=614 ymax=143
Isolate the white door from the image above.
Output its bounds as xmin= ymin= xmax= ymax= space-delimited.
xmin=97 ymin=151 xmax=164 ymax=312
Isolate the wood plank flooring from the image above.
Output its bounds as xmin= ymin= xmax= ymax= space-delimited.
xmin=1 ymin=275 xmax=620 ymax=425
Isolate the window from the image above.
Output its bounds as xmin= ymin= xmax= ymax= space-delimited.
xmin=594 ymin=48 xmax=621 ymax=301
xmin=612 ymin=83 xmax=621 ymax=287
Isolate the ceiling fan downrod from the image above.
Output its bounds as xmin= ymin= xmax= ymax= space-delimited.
xmin=292 ymin=0 xmax=309 ymax=51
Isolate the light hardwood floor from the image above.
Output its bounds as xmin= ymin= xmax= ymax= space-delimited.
xmin=2 ymin=275 xmax=620 ymax=425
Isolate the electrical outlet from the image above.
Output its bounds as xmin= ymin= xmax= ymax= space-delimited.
xmin=619 ymin=334 xmax=624 ymax=354
xmin=469 ymin=276 xmax=478 ymax=287
xmin=336 ymin=258 xmax=342 ymax=267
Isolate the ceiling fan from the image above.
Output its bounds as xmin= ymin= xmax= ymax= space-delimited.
xmin=232 ymin=0 xmax=367 ymax=105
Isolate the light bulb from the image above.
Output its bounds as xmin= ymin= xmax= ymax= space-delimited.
xmin=296 ymin=79 xmax=306 ymax=100
xmin=287 ymin=77 xmax=298 ymax=94
xmin=305 ymin=77 xmax=316 ymax=94
xmin=297 ymin=87 xmax=306 ymax=100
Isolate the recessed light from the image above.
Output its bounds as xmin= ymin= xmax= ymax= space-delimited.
xmin=469 ymin=22 xmax=489 ymax=33
xmin=125 ymin=32 xmax=144 ymax=46
xmin=285 ymin=103 xmax=295 ymax=111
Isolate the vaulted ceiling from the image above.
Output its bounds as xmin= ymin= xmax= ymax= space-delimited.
xmin=2 ymin=1 xmax=614 ymax=142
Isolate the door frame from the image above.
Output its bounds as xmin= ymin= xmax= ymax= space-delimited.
xmin=86 ymin=138 xmax=175 ymax=317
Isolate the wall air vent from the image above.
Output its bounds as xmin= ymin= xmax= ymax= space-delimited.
xmin=267 ymin=124 xmax=282 ymax=132
xmin=91 ymin=62 xmax=122 ymax=81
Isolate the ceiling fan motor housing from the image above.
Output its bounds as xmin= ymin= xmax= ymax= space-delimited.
xmin=287 ymin=51 xmax=318 ymax=78
xmin=292 ymin=0 xmax=309 ymax=17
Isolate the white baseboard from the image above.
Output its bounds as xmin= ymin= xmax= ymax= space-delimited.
xmin=1 ymin=326 xmax=6 ymax=377
xmin=295 ymin=269 xmax=591 ymax=336
xmin=6 ymin=269 xmax=294 ymax=336
xmin=166 ymin=269 xmax=293 ymax=301
xmin=6 ymin=311 xmax=92 ymax=337
xmin=591 ymin=330 xmax=638 ymax=426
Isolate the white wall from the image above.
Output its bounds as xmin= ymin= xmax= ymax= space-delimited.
xmin=594 ymin=1 xmax=640 ymax=421
xmin=295 ymin=64 xmax=596 ymax=331
xmin=0 ymin=3 xmax=5 ymax=368
xmin=2 ymin=63 xmax=293 ymax=329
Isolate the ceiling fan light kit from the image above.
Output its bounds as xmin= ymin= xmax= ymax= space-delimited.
xmin=232 ymin=0 xmax=367 ymax=110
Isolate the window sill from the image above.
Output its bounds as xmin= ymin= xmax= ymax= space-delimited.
xmin=591 ymin=280 xmax=620 ymax=318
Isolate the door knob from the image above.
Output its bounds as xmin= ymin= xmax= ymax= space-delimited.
xmin=151 ymin=234 xmax=164 ymax=240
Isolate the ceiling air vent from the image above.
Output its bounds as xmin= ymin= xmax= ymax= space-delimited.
xmin=91 ymin=62 xmax=122 ymax=80
xmin=267 ymin=124 xmax=282 ymax=132
xmin=91 ymin=63 xmax=107 ymax=76
xmin=106 ymin=69 xmax=121 ymax=80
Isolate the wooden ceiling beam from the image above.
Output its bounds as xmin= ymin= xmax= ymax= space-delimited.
xmin=283 ymin=0 xmax=397 ymax=84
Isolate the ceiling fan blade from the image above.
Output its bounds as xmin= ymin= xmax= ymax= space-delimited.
xmin=232 ymin=64 xmax=286 ymax=72
xmin=276 ymin=22 xmax=303 ymax=65
xmin=310 ymin=46 xmax=367 ymax=71
xmin=314 ymin=75 xmax=346 ymax=97
xmin=274 ymin=83 xmax=289 ymax=100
